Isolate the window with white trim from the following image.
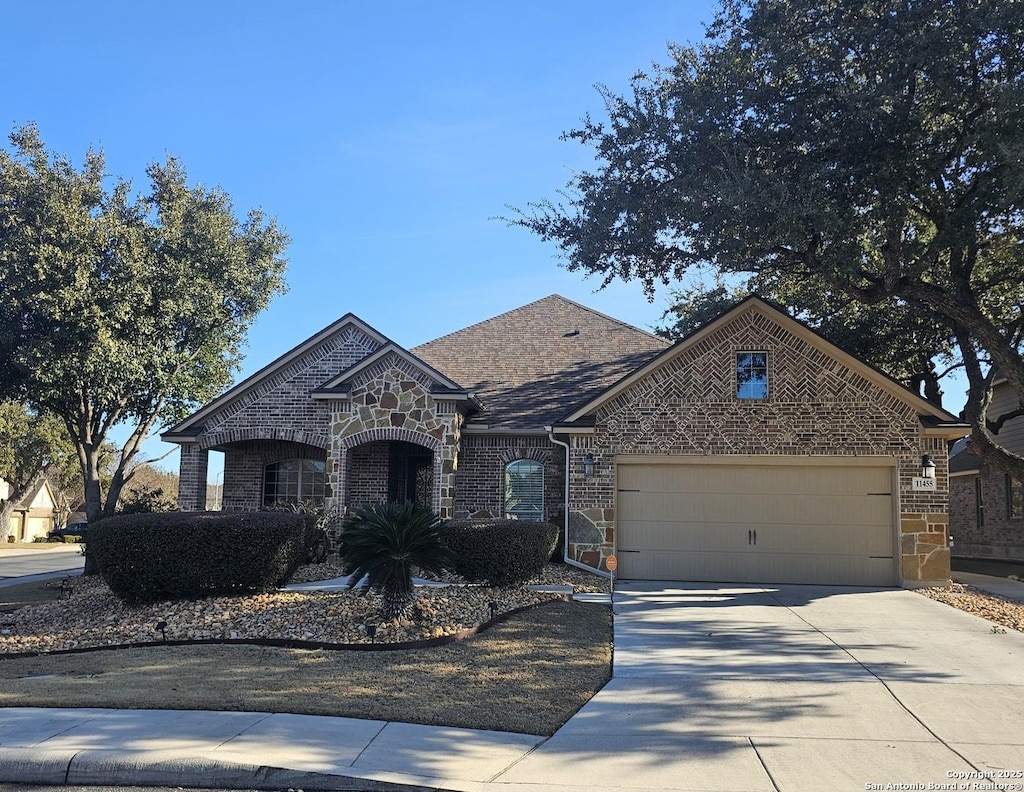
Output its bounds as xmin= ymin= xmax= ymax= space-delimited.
xmin=263 ymin=459 xmax=327 ymax=507
xmin=736 ymin=352 xmax=769 ymax=400
xmin=504 ymin=459 xmax=543 ymax=521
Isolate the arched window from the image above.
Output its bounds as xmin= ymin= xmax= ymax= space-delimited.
xmin=263 ymin=459 xmax=326 ymax=507
xmin=504 ymin=459 xmax=543 ymax=520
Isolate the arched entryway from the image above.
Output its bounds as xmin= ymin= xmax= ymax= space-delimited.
xmin=335 ymin=427 xmax=451 ymax=516
xmin=346 ymin=439 xmax=434 ymax=512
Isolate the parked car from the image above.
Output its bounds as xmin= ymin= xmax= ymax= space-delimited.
xmin=48 ymin=522 xmax=88 ymax=542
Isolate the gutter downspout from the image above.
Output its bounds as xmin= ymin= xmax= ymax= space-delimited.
xmin=548 ymin=430 xmax=611 ymax=579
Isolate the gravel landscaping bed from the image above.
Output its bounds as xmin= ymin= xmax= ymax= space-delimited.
xmin=916 ymin=582 xmax=1024 ymax=632
xmin=0 ymin=563 xmax=607 ymax=654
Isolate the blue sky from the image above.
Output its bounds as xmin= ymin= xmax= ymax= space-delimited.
xmin=8 ymin=1 xmax=717 ymax=475
xmin=7 ymin=2 xmax=967 ymax=478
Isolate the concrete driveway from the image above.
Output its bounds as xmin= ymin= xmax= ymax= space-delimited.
xmin=496 ymin=582 xmax=1024 ymax=792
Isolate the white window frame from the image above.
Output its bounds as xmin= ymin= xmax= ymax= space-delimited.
xmin=504 ymin=459 xmax=544 ymax=521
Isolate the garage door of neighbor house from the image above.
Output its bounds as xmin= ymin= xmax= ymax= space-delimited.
xmin=616 ymin=459 xmax=897 ymax=586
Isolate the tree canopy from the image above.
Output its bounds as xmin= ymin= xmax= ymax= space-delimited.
xmin=515 ymin=0 xmax=1024 ymax=475
xmin=0 ymin=124 xmax=289 ymax=522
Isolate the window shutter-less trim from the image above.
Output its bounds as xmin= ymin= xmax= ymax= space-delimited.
xmin=504 ymin=459 xmax=543 ymax=520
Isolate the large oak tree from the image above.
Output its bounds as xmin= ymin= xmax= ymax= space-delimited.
xmin=0 ymin=124 xmax=289 ymax=524
xmin=515 ymin=0 xmax=1024 ymax=476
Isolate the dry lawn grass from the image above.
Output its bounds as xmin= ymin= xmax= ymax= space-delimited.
xmin=0 ymin=598 xmax=611 ymax=736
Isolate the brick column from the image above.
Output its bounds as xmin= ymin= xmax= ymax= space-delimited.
xmin=179 ymin=443 xmax=209 ymax=511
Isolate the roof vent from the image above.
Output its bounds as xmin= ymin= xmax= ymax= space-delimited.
xmin=563 ymin=329 xmax=580 ymax=337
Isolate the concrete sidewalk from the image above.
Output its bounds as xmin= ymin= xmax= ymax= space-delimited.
xmin=955 ymin=570 xmax=1024 ymax=603
xmin=0 ymin=707 xmax=544 ymax=791
xmin=2 ymin=578 xmax=1023 ymax=791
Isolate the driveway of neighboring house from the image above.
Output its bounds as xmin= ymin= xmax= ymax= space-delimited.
xmin=496 ymin=581 xmax=1024 ymax=791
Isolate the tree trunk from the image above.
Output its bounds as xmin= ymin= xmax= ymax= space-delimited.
xmin=0 ymin=500 xmax=15 ymax=543
xmin=79 ymin=446 xmax=104 ymax=575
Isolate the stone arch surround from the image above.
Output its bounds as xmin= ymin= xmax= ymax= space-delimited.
xmin=338 ymin=426 xmax=442 ymax=454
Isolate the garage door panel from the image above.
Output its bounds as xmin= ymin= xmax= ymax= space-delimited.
xmin=758 ymin=524 xmax=893 ymax=556
xmin=620 ymin=521 xmax=748 ymax=552
xmin=618 ymin=463 xmax=891 ymax=497
xmin=618 ymin=550 xmax=762 ymax=582
xmin=621 ymin=521 xmax=892 ymax=557
xmin=619 ymin=491 xmax=891 ymax=526
xmin=751 ymin=553 xmax=895 ymax=586
xmin=617 ymin=460 xmax=897 ymax=586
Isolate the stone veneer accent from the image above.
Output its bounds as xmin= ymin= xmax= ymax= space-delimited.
xmin=329 ymin=359 xmax=464 ymax=518
xmin=564 ymin=310 xmax=951 ymax=584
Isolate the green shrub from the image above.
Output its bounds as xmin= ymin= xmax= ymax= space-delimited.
xmin=441 ymin=519 xmax=559 ymax=587
xmin=89 ymin=511 xmax=315 ymax=604
xmin=340 ymin=503 xmax=450 ymax=622
xmin=62 ymin=535 xmax=84 ymax=543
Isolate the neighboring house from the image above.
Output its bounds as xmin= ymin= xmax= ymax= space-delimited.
xmin=949 ymin=377 xmax=1024 ymax=562
xmin=1 ymin=477 xmax=57 ymax=542
xmin=164 ymin=295 xmax=966 ymax=587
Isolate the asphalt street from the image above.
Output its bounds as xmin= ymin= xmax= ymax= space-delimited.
xmin=0 ymin=546 xmax=85 ymax=587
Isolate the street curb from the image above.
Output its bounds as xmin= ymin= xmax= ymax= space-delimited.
xmin=0 ymin=746 xmax=446 ymax=791
xmin=0 ymin=747 xmax=74 ymax=784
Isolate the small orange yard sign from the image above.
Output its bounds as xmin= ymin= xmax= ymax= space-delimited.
xmin=606 ymin=555 xmax=618 ymax=572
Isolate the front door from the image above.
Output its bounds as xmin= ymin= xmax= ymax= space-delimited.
xmin=387 ymin=442 xmax=433 ymax=508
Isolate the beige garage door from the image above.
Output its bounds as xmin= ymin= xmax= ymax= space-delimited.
xmin=616 ymin=460 xmax=897 ymax=585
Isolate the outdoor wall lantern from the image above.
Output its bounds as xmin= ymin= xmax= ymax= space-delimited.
xmin=582 ymin=453 xmax=596 ymax=478
xmin=921 ymin=454 xmax=936 ymax=480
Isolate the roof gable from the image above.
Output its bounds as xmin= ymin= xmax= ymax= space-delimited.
xmin=412 ymin=295 xmax=670 ymax=432
xmin=311 ymin=343 xmax=471 ymax=398
xmin=163 ymin=313 xmax=390 ymax=439
xmin=557 ymin=296 xmax=964 ymax=432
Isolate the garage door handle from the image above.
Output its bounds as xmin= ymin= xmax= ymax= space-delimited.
xmin=748 ymin=529 xmax=757 ymax=545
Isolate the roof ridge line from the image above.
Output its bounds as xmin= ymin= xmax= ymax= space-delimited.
xmin=412 ymin=294 xmax=668 ymax=350
xmin=552 ymin=294 xmax=669 ymax=344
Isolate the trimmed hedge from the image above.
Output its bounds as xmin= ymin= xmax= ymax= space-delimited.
xmin=88 ymin=511 xmax=315 ymax=604
xmin=441 ymin=519 xmax=559 ymax=587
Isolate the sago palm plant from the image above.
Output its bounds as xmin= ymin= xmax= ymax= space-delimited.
xmin=340 ymin=502 xmax=451 ymax=622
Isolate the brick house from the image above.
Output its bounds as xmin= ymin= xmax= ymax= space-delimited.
xmin=948 ymin=377 xmax=1024 ymax=562
xmin=164 ymin=295 xmax=966 ymax=587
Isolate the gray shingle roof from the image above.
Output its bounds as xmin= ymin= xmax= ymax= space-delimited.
xmin=412 ymin=295 xmax=670 ymax=432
